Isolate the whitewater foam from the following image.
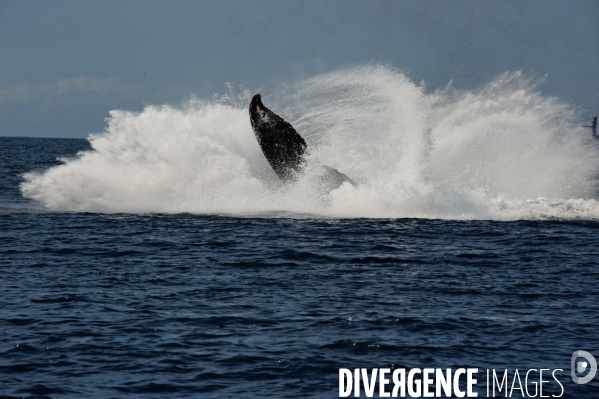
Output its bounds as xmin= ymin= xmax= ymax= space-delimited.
xmin=21 ymin=65 xmax=599 ymax=219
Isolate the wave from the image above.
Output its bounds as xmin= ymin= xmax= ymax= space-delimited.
xmin=21 ymin=65 xmax=599 ymax=219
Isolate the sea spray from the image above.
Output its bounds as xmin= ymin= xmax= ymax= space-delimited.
xmin=21 ymin=65 xmax=599 ymax=219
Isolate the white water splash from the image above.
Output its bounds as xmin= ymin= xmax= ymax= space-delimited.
xmin=22 ymin=65 xmax=599 ymax=219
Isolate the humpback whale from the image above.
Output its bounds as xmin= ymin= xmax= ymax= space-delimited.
xmin=249 ymin=94 xmax=307 ymax=181
xmin=249 ymin=94 xmax=355 ymax=189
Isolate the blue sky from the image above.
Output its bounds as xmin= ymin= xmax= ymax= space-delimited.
xmin=1 ymin=0 xmax=597 ymax=138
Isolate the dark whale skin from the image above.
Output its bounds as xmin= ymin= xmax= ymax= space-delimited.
xmin=249 ymin=94 xmax=307 ymax=181
xmin=249 ymin=94 xmax=356 ymax=190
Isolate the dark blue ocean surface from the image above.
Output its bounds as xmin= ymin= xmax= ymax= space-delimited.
xmin=1 ymin=137 xmax=598 ymax=398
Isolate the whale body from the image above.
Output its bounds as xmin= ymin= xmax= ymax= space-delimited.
xmin=249 ymin=94 xmax=355 ymax=188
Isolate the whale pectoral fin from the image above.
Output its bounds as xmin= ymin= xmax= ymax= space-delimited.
xmin=317 ymin=165 xmax=357 ymax=192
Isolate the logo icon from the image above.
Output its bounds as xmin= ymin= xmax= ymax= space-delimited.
xmin=571 ymin=350 xmax=597 ymax=384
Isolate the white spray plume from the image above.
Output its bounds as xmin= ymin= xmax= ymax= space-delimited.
xmin=22 ymin=65 xmax=599 ymax=219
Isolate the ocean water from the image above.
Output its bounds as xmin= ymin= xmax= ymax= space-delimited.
xmin=2 ymin=66 xmax=599 ymax=398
